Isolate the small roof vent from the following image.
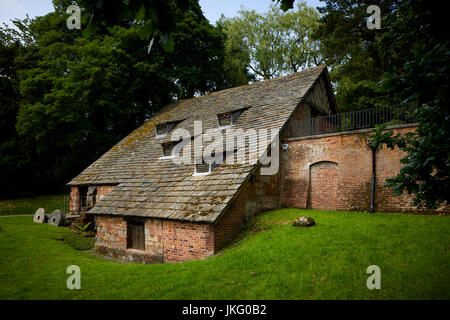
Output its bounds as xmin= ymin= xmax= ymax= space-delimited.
xmin=195 ymin=163 xmax=211 ymax=174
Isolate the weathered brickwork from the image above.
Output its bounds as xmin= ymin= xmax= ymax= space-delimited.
xmin=94 ymin=168 xmax=281 ymax=263
xmin=96 ymin=185 xmax=116 ymax=200
xmin=307 ymin=161 xmax=338 ymax=210
xmin=214 ymin=168 xmax=280 ymax=251
xmin=69 ymin=187 xmax=80 ymax=213
xmin=163 ymin=220 xmax=214 ymax=263
xmin=69 ymin=185 xmax=117 ymax=222
xmin=280 ymin=125 xmax=448 ymax=214
xmin=94 ymin=215 xmax=214 ymax=263
xmin=90 ymin=124 xmax=449 ymax=264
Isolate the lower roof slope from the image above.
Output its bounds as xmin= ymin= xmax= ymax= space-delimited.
xmin=68 ymin=65 xmax=329 ymax=223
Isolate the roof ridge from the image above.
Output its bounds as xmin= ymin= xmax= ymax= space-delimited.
xmin=165 ymin=65 xmax=327 ymax=106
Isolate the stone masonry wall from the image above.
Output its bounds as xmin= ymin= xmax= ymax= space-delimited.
xmin=280 ymin=125 xmax=448 ymax=213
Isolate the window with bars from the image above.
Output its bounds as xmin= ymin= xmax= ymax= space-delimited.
xmin=127 ymin=221 xmax=145 ymax=251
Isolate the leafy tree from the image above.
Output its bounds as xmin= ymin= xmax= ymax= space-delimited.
xmin=312 ymin=0 xmax=405 ymax=111
xmin=372 ymin=48 xmax=449 ymax=210
xmin=219 ymin=2 xmax=322 ymax=80
xmin=0 ymin=0 xmax=245 ymax=197
xmin=67 ymin=0 xmax=195 ymax=52
xmin=373 ymin=0 xmax=449 ymax=210
xmin=279 ymin=0 xmax=449 ymax=209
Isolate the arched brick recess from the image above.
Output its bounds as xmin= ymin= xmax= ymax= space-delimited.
xmin=307 ymin=161 xmax=338 ymax=210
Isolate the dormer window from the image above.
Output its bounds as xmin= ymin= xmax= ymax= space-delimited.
xmin=156 ymin=123 xmax=168 ymax=136
xmin=155 ymin=121 xmax=178 ymax=137
xmin=194 ymin=162 xmax=211 ymax=175
xmin=217 ymin=107 xmax=249 ymax=128
xmin=232 ymin=109 xmax=245 ymax=123
xmin=160 ymin=142 xmax=177 ymax=159
xmin=218 ymin=113 xmax=232 ymax=127
xmin=193 ymin=151 xmax=227 ymax=176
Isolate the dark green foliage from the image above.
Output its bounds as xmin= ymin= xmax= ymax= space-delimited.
xmin=273 ymin=0 xmax=296 ymax=11
xmin=367 ymin=42 xmax=450 ymax=210
xmin=379 ymin=44 xmax=450 ymax=209
xmin=73 ymin=0 xmax=195 ymax=52
xmin=309 ymin=0 xmax=449 ymax=209
xmin=56 ymin=230 xmax=95 ymax=250
xmin=312 ymin=0 xmax=401 ymax=111
xmin=368 ymin=123 xmax=410 ymax=150
xmin=0 ymin=1 xmax=246 ymax=197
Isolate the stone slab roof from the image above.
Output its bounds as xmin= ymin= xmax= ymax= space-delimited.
xmin=68 ymin=65 xmax=328 ymax=223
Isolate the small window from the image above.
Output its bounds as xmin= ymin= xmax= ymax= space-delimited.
xmin=217 ymin=108 xmax=249 ymax=128
xmin=193 ymin=152 xmax=227 ymax=175
xmin=232 ymin=109 xmax=244 ymax=123
xmin=162 ymin=143 xmax=173 ymax=157
xmin=218 ymin=113 xmax=232 ymax=127
xmin=160 ymin=142 xmax=178 ymax=158
xmin=127 ymin=221 xmax=145 ymax=250
xmin=155 ymin=121 xmax=178 ymax=137
xmin=156 ymin=123 xmax=167 ymax=135
xmin=195 ymin=163 xmax=211 ymax=174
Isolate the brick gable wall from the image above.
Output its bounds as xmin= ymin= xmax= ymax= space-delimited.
xmin=86 ymin=124 xmax=449 ymax=265
xmin=70 ymin=185 xmax=117 ymax=222
xmin=94 ymin=215 xmax=214 ymax=263
xmin=280 ymin=125 xmax=449 ymax=214
xmin=214 ymin=168 xmax=280 ymax=251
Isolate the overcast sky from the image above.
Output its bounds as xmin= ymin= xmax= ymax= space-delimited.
xmin=0 ymin=0 xmax=323 ymax=27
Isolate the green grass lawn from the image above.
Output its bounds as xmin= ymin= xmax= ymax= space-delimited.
xmin=0 ymin=194 xmax=69 ymax=216
xmin=0 ymin=208 xmax=449 ymax=299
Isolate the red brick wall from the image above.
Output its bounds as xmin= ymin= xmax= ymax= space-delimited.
xmin=95 ymin=216 xmax=127 ymax=250
xmin=214 ymin=168 xmax=280 ymax=251
xmin=69 ymin=185 xmax=116 ymax=220
xmin=69 ymin=187 xmax=80 ymax=213
xmin=163 ymin=220 xmax=214 ymax=263
xmin=280 ymin=125 xmax=446 ymax=213
xmin=307 ymin=161 xmax=338 ymax=210
xmin=94 ymin=215 xmax=214 ymax=263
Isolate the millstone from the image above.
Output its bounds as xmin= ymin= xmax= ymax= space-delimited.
xmin=48 ymin=210 xmax=65 ymax=227
xmin=292 ymin=216 xmax=315 ymax=227
xmin=33 ymin=208 xmax=46 ymax=223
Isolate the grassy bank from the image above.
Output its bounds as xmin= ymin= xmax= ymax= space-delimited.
xmin=0 ymin=194 xmax=68 ymax=216
xmin=0 ymin=208 xmax=449 ymax=299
